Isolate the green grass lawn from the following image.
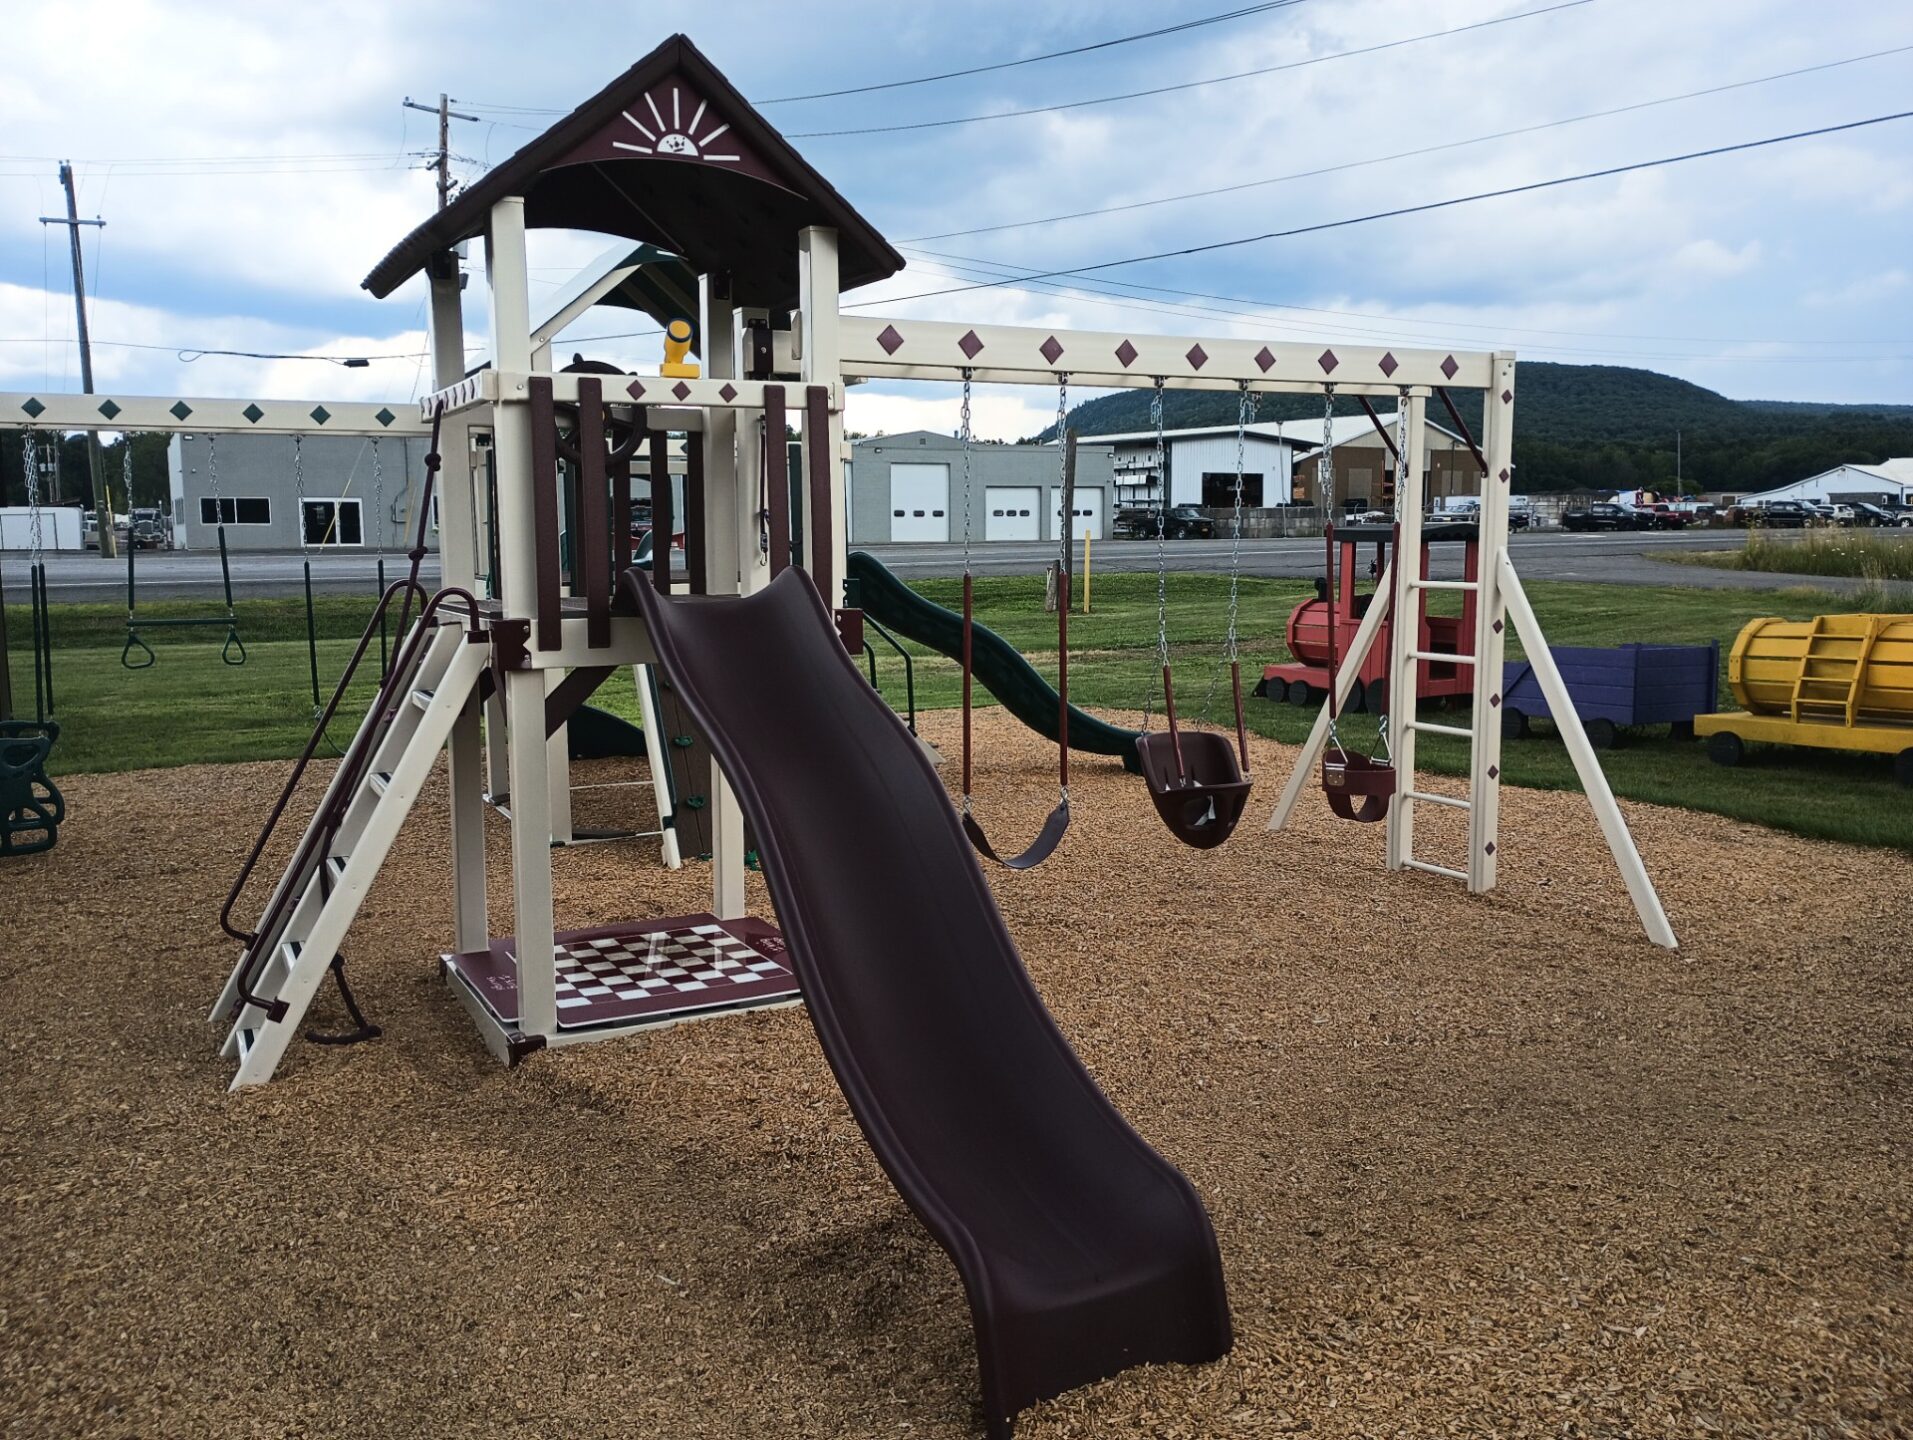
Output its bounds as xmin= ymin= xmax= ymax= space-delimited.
xmin=9 ymin=574 xmax=1909 ymax=851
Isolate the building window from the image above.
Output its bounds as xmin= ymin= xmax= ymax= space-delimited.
xmin=1200 ymin=471 xmax=1264 ymax=507
xmin=200 ymin=496 xmax=272 ymax=525
xmin=301 ymin=497 xmax=363 ymax=547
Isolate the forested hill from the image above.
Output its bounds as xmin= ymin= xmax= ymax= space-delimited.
xmin=1036 ymin=362 xmax=1913 ymax=496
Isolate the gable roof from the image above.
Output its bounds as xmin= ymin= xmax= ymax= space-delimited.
xmin=362 ymin=34 xmax=903 ymax=308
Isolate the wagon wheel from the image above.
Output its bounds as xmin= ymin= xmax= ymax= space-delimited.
xmin=1669 ymin=719 xmax=1696 ymax=741
xmin=1895 ymin=748 xmax=1913 ymax=789
xmin=1343 ymin=679 xmax=1366 ymax=715
xmin=1501 ymin=706 xmax=1530 ymax=740
xmin=1707 ymin=731 xmax=1745 ymax=768
xmin=1362 ymin=676 xmax=1387 ymax=719
xmin=1584 ymin=717 xmax=1618 ymax=749
xmin=1288 ymin=680 xmax=1318 ymax=708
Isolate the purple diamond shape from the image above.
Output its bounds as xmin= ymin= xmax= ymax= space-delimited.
xmin=1499 ymin=467 xmax=1510 ymax=483
xmin=1378 ymin=352 xmax=1398 ymax=377
xmin=1488 ymin=766 xmax=1500 ymax=781
xmin=876 ymin=324 xmax=904 ymax=356
xmin=626 ymin=380 xmax=647 ymax=400
xmin=671 ymin=381 xmax=692 ymax=401
xmin=1114 ymin=339 xmax=1138 ymax=368
xmin=1485 ymin=841 xmax=1497 ymax=856
xmin=957 ymin=329 xmax=984 ymax=359
xmin=1254 ymin=346 xmax=1276 ymax=373
xmin=1501 ymin=389 xmax=1513 ymax=404
xmin=1185 ymin=343 xmax=1208 ymax=371
xmin=1039 ymin=335 xmax=1064 ymax=365
xmin=1490 ymin=693 xmax=1501 ymax=708
xmin=1318 ymin=349 xmax=1339 ymax=374
xmin=718 ymin=383 xmax=738 ymax=402
xmin=1440 ymin=355 xmax=1459 ymax=380
xmin=1493 ymin=619 xmax=1504 ymax=634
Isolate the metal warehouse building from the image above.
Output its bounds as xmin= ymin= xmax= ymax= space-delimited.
xmin=1739 ymin=459 xmax=1913 ymax=509
xmin=850 ymin=430 xmax=1115 ymax=543
xmin=1073 ymin=421 xmax=1300 ymax=510
xmin=168 ymin=431 xmax=440 ymax=553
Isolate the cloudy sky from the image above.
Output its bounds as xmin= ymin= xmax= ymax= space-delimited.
xmin=4 ymin=0 xmax=1910 ymax=440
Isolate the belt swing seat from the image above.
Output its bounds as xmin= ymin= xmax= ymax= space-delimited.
xmin=1134 ymin=378 xmax=1254 ymax=850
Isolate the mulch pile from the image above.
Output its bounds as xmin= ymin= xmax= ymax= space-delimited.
xmin=3 ymin=710 xmax=1908 ymax=1437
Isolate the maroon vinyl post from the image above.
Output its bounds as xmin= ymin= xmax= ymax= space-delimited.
xmin=1057 ymin=570 xmax=1070 ymax=790
xmin=576 ymin=378 xmax=612 ymax=648
xmin=648 ymin=425 xmax=673 ymax=595
xmin=611 ymin=451 xmax=633 ymax=575
xmin=805 ymin=384 xmax=834 ymax=608
xmin=623 ymin=567 xmax=1231 ymax=1435
xmin=1231 ymin=660 xmax=1249 ymax=772
xmin=1435 ymin=386 xmax=1490 ymax=476
xmin=1160 ymin=665 xmax=1188 ymax=781
xmin=1356 ymin=394 xmax=1401 ymax=463
xmin=961 ymin=572 xmax=974 ymax=802
xmin=763 ymin=384 xmax=790 ymax=575
xmin=685 ymin=432 xmax=707 ymax=596
xmin=528 ymin=377 xmax=564 ymax=651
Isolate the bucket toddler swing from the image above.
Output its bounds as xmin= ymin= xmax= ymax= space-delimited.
xmin=1133 ymin=377 xmax=1254 ymax=850
xmin=1316 ymin=388 xmax=1402 ymax=823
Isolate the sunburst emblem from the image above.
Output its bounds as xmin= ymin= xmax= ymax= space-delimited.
xmin=616 ymin=85 xmax=739 ymax=164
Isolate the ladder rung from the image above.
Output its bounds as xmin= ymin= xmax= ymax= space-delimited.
xmin=1403 ymin=858 xmax=1468 ymax=881
xmin=1409 ymin=650 xmax=1475 ymax=665
xmin=368 ymin=771 xmax=393 ymax=796
xmin=1406 ymin=790 xmax=1471 ymax=810
xmin=1409 ymin=719 xmax=1474 ymax=739
xmin=1411 ymin=579 xmax=1479 ymax=592
xmin=411 ymin=688 xmax=436 ymax=711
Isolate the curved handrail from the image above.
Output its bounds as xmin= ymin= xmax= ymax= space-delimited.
xmin=220 ymin=583 xmax=481 ymax=1023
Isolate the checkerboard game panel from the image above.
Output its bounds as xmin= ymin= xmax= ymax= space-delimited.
xmin=442 ymin=914 xmax=799 ymax=1029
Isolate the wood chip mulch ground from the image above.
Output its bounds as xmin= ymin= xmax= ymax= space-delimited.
xmin=2 ymin=709 xmax=1908 ymax=1438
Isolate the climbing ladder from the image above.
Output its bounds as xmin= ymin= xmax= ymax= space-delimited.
xmin=211 ymin=615 xmax=489 ymax=1088
xmin=1790 ymin=614 xmax=1872 ymax=723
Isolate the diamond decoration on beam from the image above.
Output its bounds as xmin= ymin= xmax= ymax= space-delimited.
xmin=241 ymin=404 xmax=265 ymax=425
xmin=718 ymin=383 xmax=737 ymax=403
xmin=169 ymin=401 xmax=193 ymax=421
xmin=1039 ymin=335 xmax=1065 ymax=365
xmin=1185 ymin=343 xmax=1208 ymax=370
xmin=310 ymin=405 xmax=332 ymax=425
xmin=671 ymin=381 xmax=692 ymax=401
xmin=876 ymin=324 xmax=904 ymax=356
xmin=626 ymin=380 xmax=647 ymax=400
xmin=1317 ymin=349 xmax=1338 ymax=374
xmin=1254 ymin=346 xmax=1276 ymax=373
xmin=1378 ymin=352 xmax=1398 ymax=378
xmin=91 ymin=399 xmax=123 ymax=422
xmin=1440 ymin=355 xmax=1459 ymax=380
xmin=1114 ymin=339 xmax=1139 ymax=368
xmin=1488 ymin=765 xmax=1500 ymax=781
xmin=1489 ymin=693 xmax=1501 ymax=708
xmin=20 ymin=397 xmax=46 ymax=419
xmin=957 ymin=329 xmax=985 ymax=359
xmin=1499 ymin=467 xmax=1510 ymax=484
xmin=1493 ymin=619 xmax=1504 ymax=634
xmin=1485 ymin=841 xmax=1497 ymax=856
xmin=375 ymin=407 xmax=396 ymax=428
xmin=1502 ymin=389 xmax=1513 ymax=404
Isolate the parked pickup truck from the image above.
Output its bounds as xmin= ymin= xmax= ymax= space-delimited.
xmin=1113 ymin=505 xmax=1215 ymax=539
xmin=1562 ymin=502 xmax=1649 ymax=532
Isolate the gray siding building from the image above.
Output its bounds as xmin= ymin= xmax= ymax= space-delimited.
xmin=850 ymin=430 xmax=1115 ymax=544
xmin=168 ymin=431 xmax=440 ymax=552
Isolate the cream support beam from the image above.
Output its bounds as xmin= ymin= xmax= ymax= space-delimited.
xmin=703 ymin=272 xmax=747 ymax=920
xmin=0 ymin=392 xmax=428 ymax=436
xmin=429 ymin=253 xmax=490 ymax=956
xmin=487 ymin=196 xmax=557 ymax=1042
xmin=799 ymin=227 xmax=848 ymax=603
xmin=1385 ymin=392 xmax=1429 ymax=872
xmin=1467 ymin=355 xmax=1517 ymax=891
xmin=1497 ymin=554 xmax=1677 ymax=949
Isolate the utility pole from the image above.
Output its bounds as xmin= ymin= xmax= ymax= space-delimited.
xmin=403 ymin=93 xmax=479 ymax=210
xmin=39 ymin=161 xmax=114 ymax=556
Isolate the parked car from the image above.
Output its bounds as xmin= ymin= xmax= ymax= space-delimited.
xmin=1849 ymin=502 xmax=1897 ymax=528
xmin=1748 ymin=500 xmax=1813 ymax=528
xmin=1507 ymin=496 xmax=1534 ymax=531
xmin=1642 ymin=503 xmax=1689 ymax=530
xmin=1563 ymin=502 xmax=1641 ymax=532
xmin=1819 ymin=503 xmax=1860 ymax=526
xmin=1115 ymin=505 xmax=1215 ymax=539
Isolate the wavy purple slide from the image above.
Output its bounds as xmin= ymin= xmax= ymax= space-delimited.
xmin=624 ymin=568 xmax=1231 ymax=1436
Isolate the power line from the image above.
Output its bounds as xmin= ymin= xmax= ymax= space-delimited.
xmin=786 ymin=0 xmax=1594 ymax=138
xmin=900 ymin=42 xmax=1913 ymax=242
xmin=852 ymin=107 xmax=1913 ymax=308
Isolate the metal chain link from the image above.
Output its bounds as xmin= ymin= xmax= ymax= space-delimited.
xmin=370 ymin=437 xmax=385 ymax=555
xmin=959 ymin=367 xmax=974 ymax=565
xmin=121 ymin=433 xmax=135 ymax=530
xmin=1199 ymin=383 xmax=1256 ymax=727
xmin=292 ymin=433 xmax=307 ymax=555
xmin=1318 ymin=386 xmax=1337 ymax=525
xmin=1393 ymin=388 xmax=1411 ymax=523
xmin=1151 ymin=375 xmax=1170 ymax=673
xmin=1052 ymin=371 xmax=1070 ymax=570
xmin=21 ymin=428 xmax=44 ymax=567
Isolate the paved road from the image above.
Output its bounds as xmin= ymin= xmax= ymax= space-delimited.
xmin=5 ymin=530 xmax=1904 ymax=602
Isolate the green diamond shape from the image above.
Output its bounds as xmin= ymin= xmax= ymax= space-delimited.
xmin=242 ymin=403 xmax=265 ymax=425
xmin=97 ymin=399 xmax=121 ymax=420
xmin=310 ymin=405 xmax=331 ymax=425
xmin=169 ymin=401 xmax=193 ymax=421
xmin=20 ymin=397 xmax=45 ymax=419
xmin=374 ymin=407 xmax=396 ymax=428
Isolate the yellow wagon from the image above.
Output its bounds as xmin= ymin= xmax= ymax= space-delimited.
xmin=1693 ymin=613 xmax=1913 ymax=786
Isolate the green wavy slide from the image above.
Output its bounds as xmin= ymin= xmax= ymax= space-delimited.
xmin=847 ymin=550 xmax=1142 ymax=774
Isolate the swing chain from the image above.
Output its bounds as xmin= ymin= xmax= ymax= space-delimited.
xmin=370 ymin=437 xmax=384 ymax=556
xmin=1373 ymin=389 xmax=1413 ymax=762
xmin=1053 ymin=369 xmax=1070 ymax=561
xmin=207 ymin=430 xmax=222 ymax=521
xmin=1198 ymin=384 xmax=1255 ymax=728
xmin=292 ymin=433 xmax=308 ymax=557
xmin=1318 ymin=386 xmax=1336 ymax=525
xmin=959 ymin=367 xmax=974 ymax=562
xmin=1150 ymin=375 xmax=1170 ymax=681
xmin=21 ymin=427 xmax=44 ymax=567
xmin=121 ymin=433 xmax=135 ymax=528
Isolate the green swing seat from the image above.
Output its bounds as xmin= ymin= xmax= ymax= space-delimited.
xmin=0 ymin=721 xmax=64 ymax=856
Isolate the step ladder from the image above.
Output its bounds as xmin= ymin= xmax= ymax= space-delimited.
xmin=1389 ymin=564 xmax=1486 ymax=885
xmin=1790 ymin=615 xmax=1869 ymax=723
xmin=210 ymin=618 xmax=490 ymax=1089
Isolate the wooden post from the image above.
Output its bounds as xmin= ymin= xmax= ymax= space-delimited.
xmin=1385 ymin=391 xmax=1428 ymax=872
xmin=1467 ymin=354 xmax=1516 ymax=893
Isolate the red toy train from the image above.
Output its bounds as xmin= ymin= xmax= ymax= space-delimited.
xmin=1255 ymin=522 xmax=1480 ymax=715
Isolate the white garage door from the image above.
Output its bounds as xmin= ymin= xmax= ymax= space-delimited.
xmin=985 ymin=487 xmax=1042 ymax=541
xmin=1052 ymin=486 xmax=1105 ymax=540
xmin=889 ymin=463 xmax=950 ymax=542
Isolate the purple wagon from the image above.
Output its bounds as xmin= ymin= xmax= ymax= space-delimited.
xmin=1502 ymin=640 xmax=1720 ymax=748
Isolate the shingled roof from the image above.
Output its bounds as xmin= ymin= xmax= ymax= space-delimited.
xmin=362 ymin=34 xmax=903 ymax=308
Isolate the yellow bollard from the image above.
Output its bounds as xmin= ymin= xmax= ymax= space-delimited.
xmin=1082 ymin=532 xmax=1092 ymax=613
